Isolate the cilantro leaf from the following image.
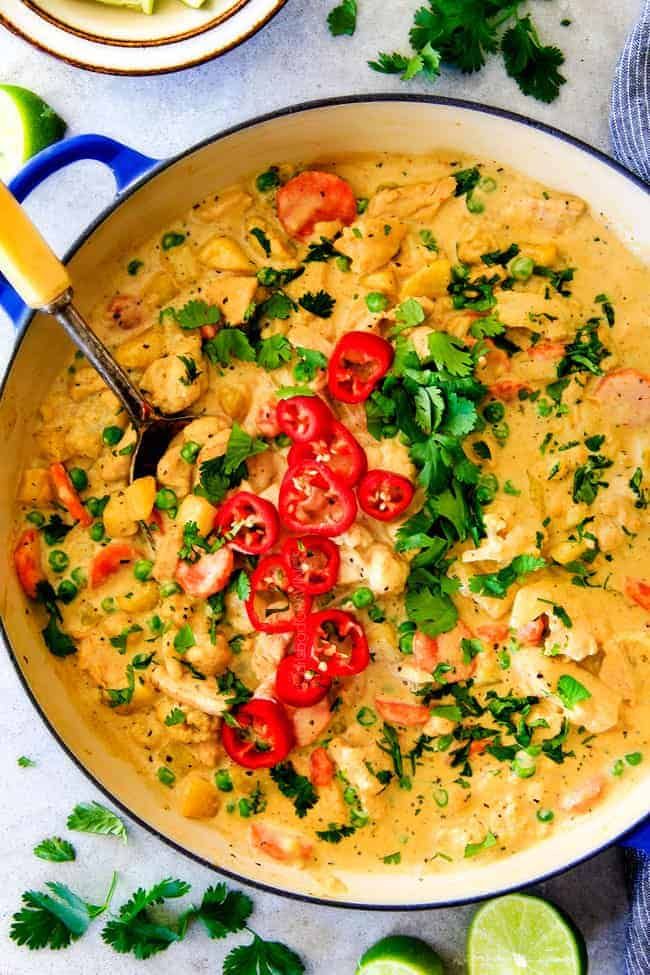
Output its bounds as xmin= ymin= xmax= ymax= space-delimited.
xmin=427 ymin=332 xmax=473 ymax=377
xmin=557 ymin=674 xmax=592 ymax=710
xmin=224 ymin=934 xmax=305 ymax=975
xmin=223 ymin=423 xmax=268 ymax=476
xmin=204 ymin=328 xmax=255 ymax=368
xmin=259 ymin=291 xmax=297 ymax=321
xmin=442 ymin=392 xmax=477 ymax=437
xmin=469 ymin=315 xmax=505 ymax=339
xmin=11 ymin=874 xmax=117 ymax=950
xmin=452 ymin=166 xmax=481 ymax=196
xmin=257 ymin=334 xmax=292 ymax=370
xmin=164 ymin=707 xmax=186 ymax=727
xmin=369 ymin=46 xmax=440 ymax=83
xmin=327 ymin=0 xmax=357 ymax=36
xmin=250 ymin=227 xmax=271 ymax=257
xmin=33 ymin=838 xmax=76 ymax=862
xmin=410 ymin=1 xmax=500 ymax=74
xmin=270 ymin=761 xmax=319 ymax=818
xmin=502 ymin=16 xmax=566 ymax=103
xmin=405 ymin=586 xmax=458 ymax=637
xmin=469 ymin=554 xmax=546 ymax=599
xmin=194 ymin=883 xmax=253 ymax=939
xmin=101 ymin=878 xmax=191 ymax=960
xmin=298 ymin=290 xmax=335 ymax=318
xmin=316 ymin=823 xmax=357 ymax=843
xmin=173 ymin=300 xmax=221 ymax=330
xmin=392 ymin=297 xmax=426 ymax=335
xmin=293 ymin=346 xmax=328 ymax=383
xmin=178 ymin=355 xmax=200 ymax=386
xmin=42 ymin=614 xmax=76 ymax=657
xmin=67 ymin=801 xmax=127 ymax=842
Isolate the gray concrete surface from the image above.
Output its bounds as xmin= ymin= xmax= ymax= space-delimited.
xmin=0 ymin=1 xmax=642 ymax=971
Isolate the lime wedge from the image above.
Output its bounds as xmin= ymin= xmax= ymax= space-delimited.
xmin=0 ymin=86 xmax=66 ymax=183
xmin=467 ymin=894 xmax=588 ymax=975
xmin=357 ymin=935 xmax=445 ymax=975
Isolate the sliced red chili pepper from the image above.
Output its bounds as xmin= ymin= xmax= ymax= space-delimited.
xmin=279 ymin=461 xmax=356 ymax=537
xmin=276 ymin=396 xmax=333 ymax=444
xmin=221 ymin=698 xmax=295 ymax=770
xmin=275 ymin=655 xmax=332 ymax=708
xmin=14 ymin=528 xmax=44 ymax=599
xmin=306 ymin=609 xmax=370 ymax=678
xmin=327 ymin=332 xmax=394 ymax=404
xmin=49 ymin=462 xmax=92 ymax=527
xmin=277 ymin=170 xmax=357 ymax=241
xmin=246 ymin=554 xmax=312 ymax=633
xmin=288 ymin=421 xmax=366 ymax=487
xmin=90 ymin=542 xmax=139 ymax=589
xmin=215 ymin=491 xmax=279 ymax=555
xmin=358 ymin=469 xmax=415 ymax=522
xmin=282 ymin=535 xmax=340 ymax=595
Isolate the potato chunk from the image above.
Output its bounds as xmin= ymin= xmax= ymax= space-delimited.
xmin=178 ymin=773 xmax=220 ymax=818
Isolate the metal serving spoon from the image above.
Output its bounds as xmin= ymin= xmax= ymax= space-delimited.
xmin=0 ymin=181 xmax=191 ymax=480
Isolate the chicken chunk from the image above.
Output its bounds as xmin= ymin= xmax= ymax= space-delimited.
xmin=367 ymin=177 xmax=455 ymax=222
xmin=337 ymin=218 xmax=407 ymax=276
xmin=140 ymin=355 xmax=206 ymax=414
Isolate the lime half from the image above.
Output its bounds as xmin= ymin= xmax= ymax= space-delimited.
xmin=0 ymin=85 xmax=66 ymax=183
xmin=467 ymin=894 xmax=588 ymax=975
xmin=357 ymin=935 xmax=444 ymax=975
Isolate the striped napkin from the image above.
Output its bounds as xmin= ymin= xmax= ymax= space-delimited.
xmin=610 ymin=7 xmax=650 ymax=973
xmin=610 ymin=0 xmax=650 ymax=182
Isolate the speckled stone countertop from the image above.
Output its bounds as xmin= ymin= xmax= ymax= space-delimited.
xmin=0 ymin=2 xmax=642 ymax=971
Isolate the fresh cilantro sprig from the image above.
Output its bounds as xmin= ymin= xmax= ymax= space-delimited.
xmin=469 ymin=553 xmax=546 ymax=599
xmin=11 ymin=873 xmax=117 ymax=950
xmin=327 ymin=0 xmax=357 ymax=36
xmin=101 ymin=878 xmax=192 ymax=959
xmin=33 ymin=838 xmax=76 ymax=863
xmin=270 ymin=762 xmax=319 ymax=818
xmin=66 ymin=801 xmax=127 ymax=842
xmin=364 ymin=1 xmax=567 ymax=103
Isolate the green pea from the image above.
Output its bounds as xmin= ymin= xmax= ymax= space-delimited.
xmin=48 ymin=549 xmax=69 ymax=574
xmin=433 ymin=788 xmax=449 ymax=808
xmin=90 ymin=522 xmax=105 ymax=542
xmin=512 ymin=752 xmax=536 ymax=779
xmin=335 ymin=255 xmax=351 ymax=273
xmin=483 ymin=400 xmax=505 ymax=424
xmin=536 ymin=808 xmax=554 ymax=823
xmin=492 ymin=421 xmax=510 ymax=444
xmin=102 ymin=425 xmax=124 ymax=447
xmin=127 ymin=259 xmax=143 ymax=276
xmin=256 ymin=167 xmax=281 ymax=192
xmin=368 ymin=603 xmax=386 ymax=623
xmin=157 ymin=766 xmax=176 ymax=787
xmin=351 ymin=587 xmax=374 ymax=609
xmin=161 ymin=231 xmax=185 ymax=251
xmin=69 ymin=467 xmax=88 ymax=491
xmin=356 ymin=197 xmax=369 ymax=215
xmin=86 ymin=496 xmax=109 ymax=518
xmin=510 ymin=255 xmax=535 ymax=281
xmin=238 ymin=798 xmax=252 ymax=818
xmin=180 ymin=441 xmax=201 ymax=464
xmin=215 ymin=769 xmax=234 ymax=792
xmin=101 ymin=596 xmax=117 ymax=614
xmin=626 ymin=752 xmax=643 ymax=766
xmin=612 ymin=759 xmax=625 ymax=777
xmin=70 ymin=567 xmax=87 ymax=588
xmin=365 ymin=292 xmax=389 ymax=314
xmin=57 ymin=580 xmax=78 ymax=603
xmin=155 ymin=488 xmax=178 ymax=511
xmin=466 ymin=194 xmax=485 ymax=214
xmin=160 ymin=581 xmax=181 ymax=598
xmin=356 ymin=707 xmax=377 ymax=727
xmin=134 ymin=559 xmax=153 ymax=582
xmin=26 ymin=510 xmax=45 ymax=527
xmin=476 ymin=473 xmax=499 ymax=505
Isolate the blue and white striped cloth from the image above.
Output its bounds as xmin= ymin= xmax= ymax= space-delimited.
xmin=611 ymin=0 xmax=650 ymax=182
xmin=610 ymin=8 xmax=650 ymax=972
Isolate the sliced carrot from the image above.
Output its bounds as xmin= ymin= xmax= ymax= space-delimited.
xmin=49 ymin=462 xmax=92 ymax=527
xmin=14 ymin=528 xmax=44 ymax=599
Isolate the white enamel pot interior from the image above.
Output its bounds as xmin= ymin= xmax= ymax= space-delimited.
xmin=1 ymin=97 xmax=648 ymax=909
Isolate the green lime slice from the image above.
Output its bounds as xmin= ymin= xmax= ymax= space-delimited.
xmin=467 ymin=894 xmax=588 ymax=975
xmin=0 ymin=86 xmax=66 ymax=183
xmin=357 ymin=935 xmax=445 ymax=975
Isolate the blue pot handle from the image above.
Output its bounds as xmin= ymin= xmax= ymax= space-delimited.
xmin=620 ymin=818 xmax=650 ymax=853
xmin=0 ymin=134 xmax=159 ymax=328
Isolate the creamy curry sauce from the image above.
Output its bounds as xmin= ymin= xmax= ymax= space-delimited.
xmin=13 ymin=151 xmax=650 ymax=877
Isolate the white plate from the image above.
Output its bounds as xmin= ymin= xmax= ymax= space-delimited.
xmin=0 ymin=0 xmax=286 ymax=74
